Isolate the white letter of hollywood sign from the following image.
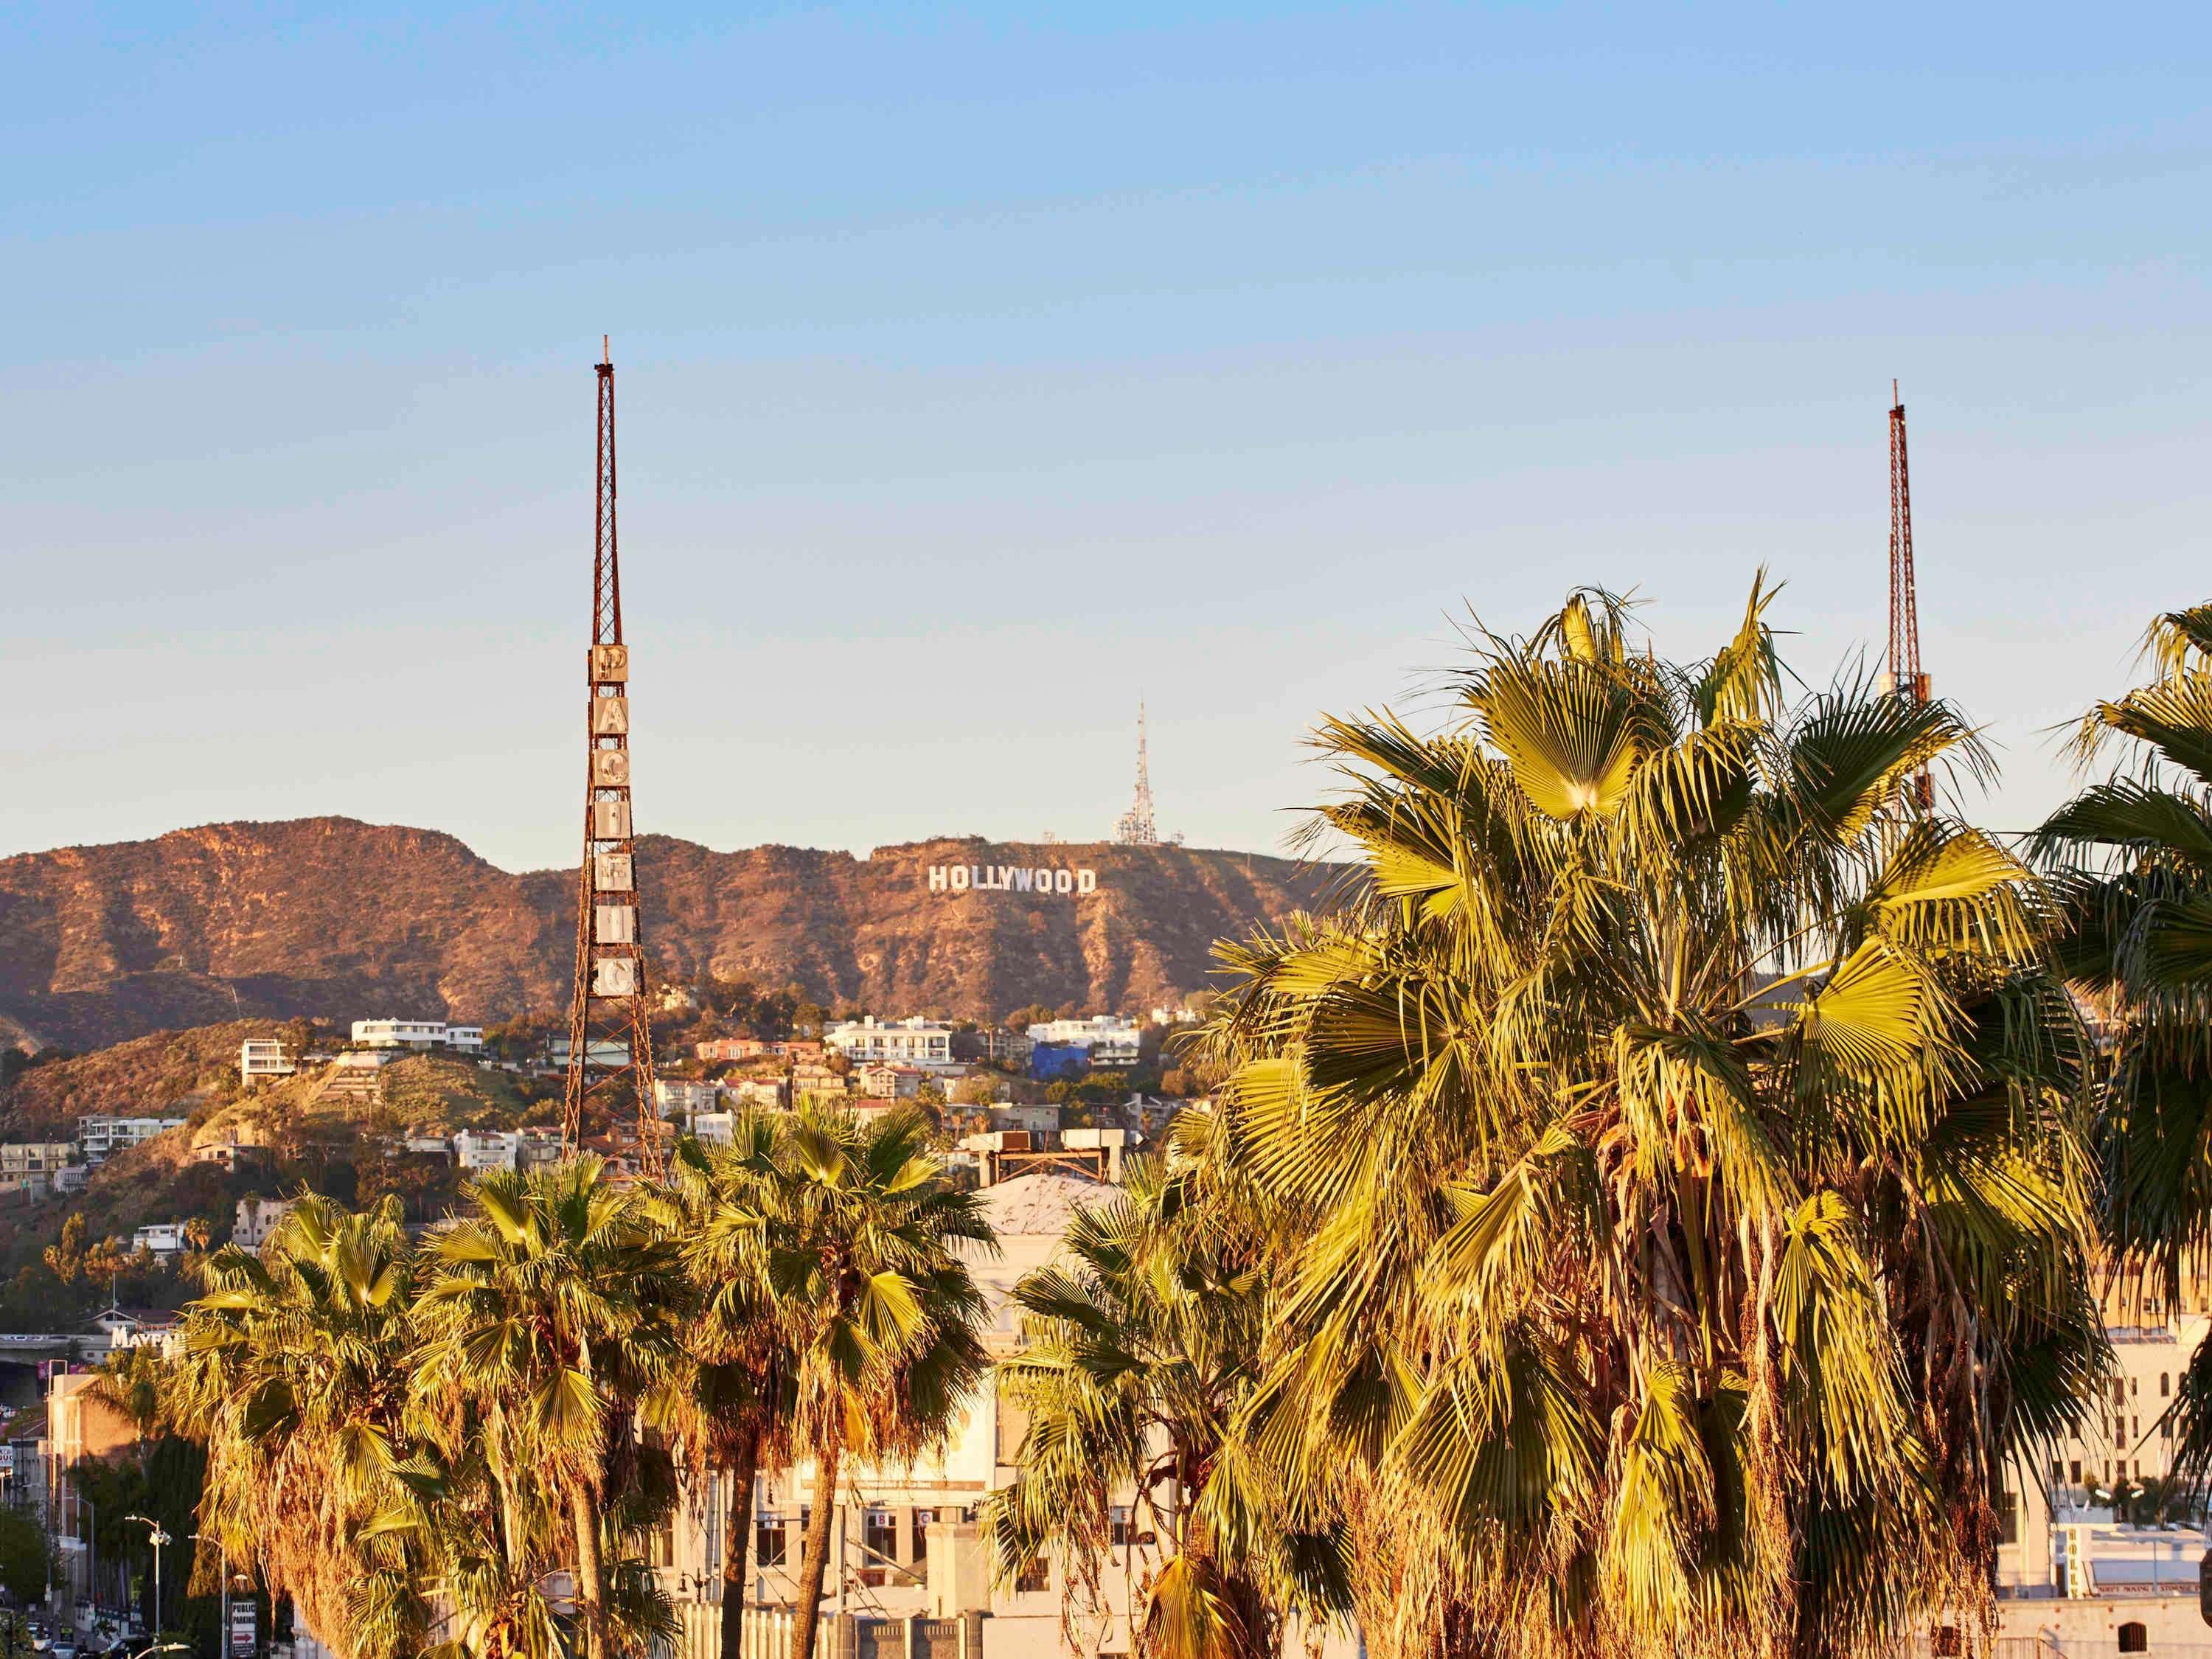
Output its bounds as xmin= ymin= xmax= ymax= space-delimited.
xmin=925 ymin=864 xmax=1098 ymax=895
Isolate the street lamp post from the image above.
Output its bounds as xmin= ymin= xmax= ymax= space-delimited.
xmin=122 ymin=1517 xmax=169 ymax=1638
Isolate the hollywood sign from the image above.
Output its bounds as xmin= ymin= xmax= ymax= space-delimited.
xmin=928 ymin=863 xmax=1099 ymax=895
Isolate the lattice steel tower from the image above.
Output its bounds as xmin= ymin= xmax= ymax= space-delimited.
xmin=1113 ymin=700 xmax=1158 ymax=846
xmin=563 ymin=338 xmax=661 ymax=1168
xmin=1886 ymin=381 xmax=1933 ymax=810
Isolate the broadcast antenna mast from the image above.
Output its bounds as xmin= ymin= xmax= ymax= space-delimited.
xmin=1885 ymin=381 xmax=1933 ymax=810
xmin=1113 ymin=700 xmax=1158 ymax=846
xmin=563 ymin=336 xmax=662 ymax=1171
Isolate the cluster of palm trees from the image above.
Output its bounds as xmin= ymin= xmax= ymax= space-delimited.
xmin=146 ymin=583 xmax=2212 ymax=1659
xmin=164 ymin=1110 xmax=991 ymax=1659
xmin=982 ymin=585 xmax=2212 ymax=1659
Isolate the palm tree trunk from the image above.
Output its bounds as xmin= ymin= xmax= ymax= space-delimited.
xmin=571 ymin=1478 xmax=609 ymax=1659
xmin=790 ymin=1439 xmax=841 ymax=1659
xmin=720 ymin=1433 xmax=761 ymax=1659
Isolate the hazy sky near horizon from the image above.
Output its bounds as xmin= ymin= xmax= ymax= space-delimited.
xmin=6 ymin=4 xmax=2210 ymax=872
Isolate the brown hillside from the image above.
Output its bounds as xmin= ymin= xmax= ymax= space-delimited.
xmin=0 ymin=819 xmax=1329 ymax=1051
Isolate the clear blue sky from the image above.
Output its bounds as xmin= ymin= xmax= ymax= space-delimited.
xmin=5 ymin=3 xmax=2208 ymax=871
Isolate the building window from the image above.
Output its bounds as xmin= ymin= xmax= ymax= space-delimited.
xmin=913 ymin=1509 xmax=933 ymax=1565
xmin=2118 ymin=1622 xmax=2148 ymax=1653
xmin=860 ymin=1507 xmax=897 ymax=1586
xmin=2162 ymin=1373 xmax=2171 ymax=1397
xmin=756 ymin=1513 xmax=787 ymax=1568
xmin=1109 ymin=1506 xmax=1134 ymax=1547
xmin=1997 ymin=1490 xmax=2017 ymax=1545
xmin=1016 ymin=1556 xmax=1049 ymax=1593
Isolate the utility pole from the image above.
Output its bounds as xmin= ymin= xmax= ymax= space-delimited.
xmin=1886 ymin=382 xmax=1933 ymax=810
xmin=562 ymin=336 xmax=662 ymax=1171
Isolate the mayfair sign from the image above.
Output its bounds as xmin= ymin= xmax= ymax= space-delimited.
xmin=929 ymin=863 xmax=1099 ymax=896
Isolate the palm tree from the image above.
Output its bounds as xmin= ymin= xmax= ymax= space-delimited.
xmin=170 ymin=1194 xmax=433 ymax=1659
xmin=654 ymin=1118 xmax=802 ymax=1659
xmin=411 ymin=1157 xmax=687 ymax=1659
xmin=768 ymin=1107 xmax=993 ymax=1659
xmin=2034 ymin=602 xmax=2212 ymax=1484
xmin=981 ymin=1139 xmax=1346 ymax=1659
xmin=1196 ymin=582 xmax=2103 ymax=1659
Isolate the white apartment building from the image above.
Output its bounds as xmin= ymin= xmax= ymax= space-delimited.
xmin=1025 ymin=1015 xmax=1141 ymax=1068
xmin=234 ymin=1195 xmax=296 ymax=1249
xmin=352 ymin=1018 xmax=484 ymax=1051
xmin=238 ymin=1038 xmax=296 ymax=1084
xmin=454 ymin=1130 xmax=521 ymax=1172
xmin=0 ymin=1141 xmax=76 ymax=1180
xmin=826 ymin=1016 xmax=956 ymax=1070
xmin=692 ymin=1112 xmax=737 ymax=1147
xmin=77 ymin=1115 xmax=187 ymax=1164
xmin=1990 ymin=1270 xmax=2212 ymax=1647
xmin=652 ymin=1078 xmax=720 ymax=1120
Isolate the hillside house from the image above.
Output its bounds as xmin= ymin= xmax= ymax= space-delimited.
xmin=234 ymin=1195 xmax=295 ymax=1249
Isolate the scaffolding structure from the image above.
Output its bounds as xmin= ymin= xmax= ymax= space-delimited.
xmin=1885 ymin=382 xmax=1934 ymax=810
xmin=562 ymin=338 xmax=661 ymax=1169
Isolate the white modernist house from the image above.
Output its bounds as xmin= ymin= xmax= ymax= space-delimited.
xmin=825 ymin=1016 xmax=956 ymax=1070
xmin=131 ymin=1222 xmax=188 ymax=1260
xmin=1025 ymin=1015 xmax=1143 ymax=1069
xmin=77 ymin=1115 xmax=188 ymax=1165
xmin=352 ymin=1019 xmax=485 ymax=1051
xmin=238 ymin=1038 xmax=296 ymax=1084
xmin=453 ymin=1130 xmax=521 ymax=1172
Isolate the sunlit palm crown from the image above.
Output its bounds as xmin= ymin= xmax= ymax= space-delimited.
xmin=1197 ymin=584 xmax=2101 ymax=1659
xmin=2036 ymin=602 xmax=2212 ymax=1488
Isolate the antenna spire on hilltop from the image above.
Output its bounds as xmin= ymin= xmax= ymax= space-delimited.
xmin=1886 ymin=383 xmax=1933 ymax=810
xmin=1113 ymin=700 xmax=1160 ymax=846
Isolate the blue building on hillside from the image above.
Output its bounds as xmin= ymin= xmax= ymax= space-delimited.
xmin=1029 ymin=1041 xmax=1089 ymax=1081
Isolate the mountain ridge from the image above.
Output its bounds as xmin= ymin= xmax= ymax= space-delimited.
xmin=0 ymin=817 xmax=1331 ymax=1051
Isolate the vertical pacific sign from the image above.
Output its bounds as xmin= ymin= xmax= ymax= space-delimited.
xmin=928 ymin=861 xmax=1099 ymax=895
